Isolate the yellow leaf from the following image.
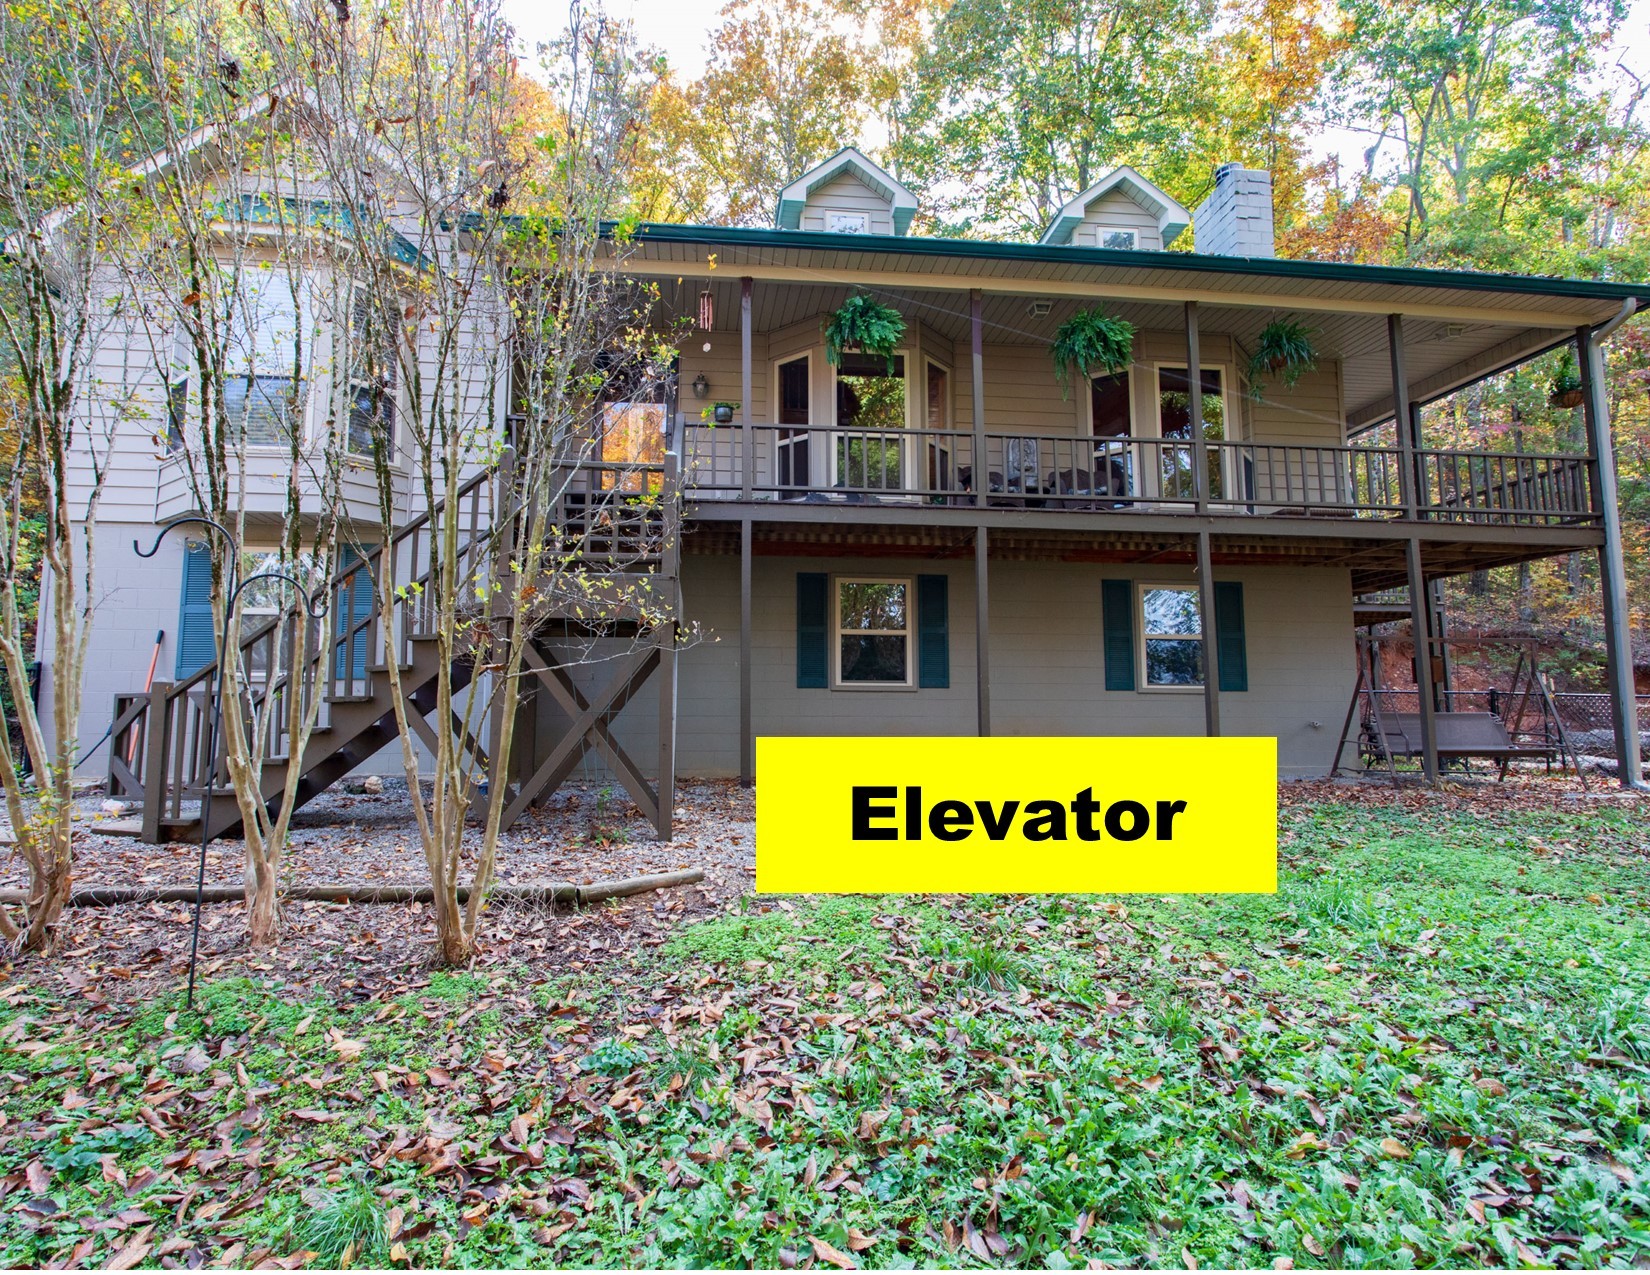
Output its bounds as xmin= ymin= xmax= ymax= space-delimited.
xmin=1379 ymin=1137 xmax=1411 ymax=1159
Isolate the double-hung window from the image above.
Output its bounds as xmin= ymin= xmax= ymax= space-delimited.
xmin=347 ymin=289 xmax=397 ymax=460
xmin=1139 ymin=584 xmax=1203 ymax=687
xmin=835 ymin=577 xmax=912 ymax=686
xmin=226 ymin=374 xmax=304 ymax=447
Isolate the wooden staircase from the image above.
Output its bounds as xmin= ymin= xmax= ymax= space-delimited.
xmin=107 ymin=454 xmax=680 ymax=843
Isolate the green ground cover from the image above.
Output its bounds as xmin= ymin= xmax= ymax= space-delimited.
xmin=1 ymin=798 xmax=1646 ymax=1268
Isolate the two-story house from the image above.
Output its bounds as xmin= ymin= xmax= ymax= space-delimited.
xmin=64 ymin=145 xmax=1647 ymax=843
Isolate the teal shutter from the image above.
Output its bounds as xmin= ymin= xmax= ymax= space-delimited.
xmin=335 ymin=544 xmax=376 ymax=681
xmin=917 ymin=574 xmax=949 ymax=689
xmin=1101 ymin=578 xmax=1135 ymax=691
xmin=1214 ymin=581 xmax=1248 ymax=692
xmin=175 ymin=543 xmax=217 ymax=677
xmin=796 ymin=572 xmax=828 ymax=689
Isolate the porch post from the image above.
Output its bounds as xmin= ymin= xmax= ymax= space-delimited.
xmin=740 ymin=277 xmax=753 ymax=500
xmin=971 ymin=289 xmax=986 ymax=509
xmin=1387 ymin=315 xmax=1421 ymax=520
xmin=1405 ymin=535 xmax=1439 ymax=783
xmin=975 ymin=526 xmax=991 ymax=735
xmin=1186 ymin=301 xmax=1208 ymax=512
xmin=1196 ymin=530 xmax=1220 ymax=735
xmin=1577 ymin=324 xmax=1644 ymax=787
xmin=656 ymin=450 xmax=681 ymax=836
xmin=739 ymin=515 xmax=753 ymax=786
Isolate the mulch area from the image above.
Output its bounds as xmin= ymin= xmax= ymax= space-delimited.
xmin=2 ymin=780 xmax=754 ymax=1006
xmin=3 ymin=767 xmax=1642 ymax=1007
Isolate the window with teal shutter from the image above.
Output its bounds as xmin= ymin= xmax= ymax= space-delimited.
xmin=796 ymin=573 xmax=828 ymax=688
xmin=335 ymin=544 xmax=377 ymax=681
xmin=917 ymin=574 xmax=949 ymax=688
xmin=175 ymin=543 xmax=217 ymax=677
xmin=1214 ymin=581 xmax=1248 ymax=692
xmin=1101 ymin=579 xmax=1135 ymax=690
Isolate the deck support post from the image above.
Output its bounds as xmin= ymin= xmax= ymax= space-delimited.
xmin=1405 ymin=536 xmax=1439 ymax=783
xmin=140 ymin=681 xmax=173 ymax=844
xmin=739 ymin=515 xmax=753 ymax=787
xmin=740 ymin=277 xmax=753 ymax=500
xmin=975 ymin=526 xmax=991 ymax=736
xmin=656 ymin=450 xmax=681 ymax=836
xmin=1186 ymin=302 xmax=1208 ymax=512
xmin=970 ymin=289 xmax=986 ymax=509
xmin=1196 ymin=531 xmax=1220 ymax=736
xmin=1577 ymin=324 xmax=1645 ymax=788
xmin=1388 ymin=314 xmax=1419 ymax=520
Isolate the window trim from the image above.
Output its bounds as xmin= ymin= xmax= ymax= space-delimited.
xmin=1136 ymin=580 xmax=1206 ymax=692
xmin=832 ymin=573 xmax=916 ymax=690
xmin=827 ymin=211 xmax=870 ymax=234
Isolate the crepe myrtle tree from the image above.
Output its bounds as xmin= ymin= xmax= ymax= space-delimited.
xmin=95 ymin=0 xmax=350 ymax=947
xmin=278 ymin=0 xmax=682 ymax=964
xmin=0 ymin=0 xmax=139 ymax=953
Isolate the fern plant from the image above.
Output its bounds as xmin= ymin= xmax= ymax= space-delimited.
xmin=1246 ymin=317 xmax=1317 ymax=400
xmin=1548 ymin=348 xmax=1584 ymax=407
xmin=1050 ymin=310 xmax=1135 ymax=398
xmin=824 ymin=293 xmax=906 ymax=372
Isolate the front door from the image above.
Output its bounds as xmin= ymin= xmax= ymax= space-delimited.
xmin=775 ymin=355 xmax=811 ymax=493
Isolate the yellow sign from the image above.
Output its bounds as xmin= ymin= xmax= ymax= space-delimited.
xmin=756 ymin=736 xmax=1276 ymax=894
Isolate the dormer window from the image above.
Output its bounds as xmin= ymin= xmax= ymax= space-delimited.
xmin=828 ymin=211 xmax=869 ymax=235
xmin=1101 ymin=230 xmax=1138 ymax=251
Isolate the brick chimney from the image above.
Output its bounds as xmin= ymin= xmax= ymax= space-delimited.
xmin=1193 ymin=164 xmax=1274 ymax=257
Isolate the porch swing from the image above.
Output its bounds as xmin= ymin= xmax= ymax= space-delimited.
xmin=1330 ymin=636 xmax=1589 ymax=788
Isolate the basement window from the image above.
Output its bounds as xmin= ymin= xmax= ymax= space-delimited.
xmin=1139 ymin=584 xmax=1203 ymax=688
xmin=835 ymin=577 xmax=912 ymax=686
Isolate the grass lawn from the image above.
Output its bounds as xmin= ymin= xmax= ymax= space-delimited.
xmin=1 ymin=794 xmax=1647 ymax=1268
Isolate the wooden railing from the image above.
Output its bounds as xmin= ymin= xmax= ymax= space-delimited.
xmin=109 ymin=453 xmax=674 ymax=837
xmin=678 ymin=423 xmax=1598 ymax=526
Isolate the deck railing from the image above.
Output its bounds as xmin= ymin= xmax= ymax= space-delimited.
xmin=679 ymin=423 xmax=1597 ymax=526
xmin=109 ymin=454 xmax=673 ymax=837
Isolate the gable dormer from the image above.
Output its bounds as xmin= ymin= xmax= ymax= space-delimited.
xmin=775 ymin=147 xmax=918 ymax=237
xmin=1039 ymin=166 xmax=1189 ymax=251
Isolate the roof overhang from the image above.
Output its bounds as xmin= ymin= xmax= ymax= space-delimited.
xmin=1039 ymin=166 xmax=1191 ymax=248
xmin=618 ymin=222 xmax=1650 ymax=430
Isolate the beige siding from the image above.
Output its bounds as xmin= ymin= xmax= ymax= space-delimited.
xmin=1068 ymin=190 xmax=1163 ymax=252
xmin=1247 ymin=361 xmax=1345 ymax=446
xmin=796 ymin=171 xmax=896 ymax=236
xmin=544 ymin=556 xmax=1356 ymax=781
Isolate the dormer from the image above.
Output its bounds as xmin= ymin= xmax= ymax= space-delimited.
xmin=1038 ymin=166 xmax=1189 ymax=251
xmin=775 ymin=147 xmax=918 ymax=237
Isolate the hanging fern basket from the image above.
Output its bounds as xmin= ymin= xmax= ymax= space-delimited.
xmin=1246 ymin=318 xmax=1318 ymax=401
xmin=1049 ymin=310 xmax=1136 ymax=398
xmin=1548 ymin=348 xmax=1584 ymax=408
xmin=825 ymin=293 xmax=907 ymax=373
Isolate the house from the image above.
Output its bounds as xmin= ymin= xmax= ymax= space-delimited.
xmin=54 ymin=145 xmax=1648 ymax=843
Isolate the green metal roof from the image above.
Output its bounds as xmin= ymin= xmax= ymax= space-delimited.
xmin=629 ymin=221 xmax=1650 ymax=307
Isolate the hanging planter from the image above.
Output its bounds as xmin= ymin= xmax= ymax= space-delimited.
xmin=1548 ymin=348 xmax=1584 ymax=409
xmin=1049 ymin=310 xmax=1136 ymax=398
xmin=1246 ymin=318 xmax=1318 ymax=401
xmin=701 ymin=400 xmax=739 ymax=425
xmin=824 ymin=293 xmax=906 ymax=373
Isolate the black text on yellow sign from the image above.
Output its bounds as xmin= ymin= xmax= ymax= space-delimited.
xmin=756 ymin=737 xmax=1277 ymax=894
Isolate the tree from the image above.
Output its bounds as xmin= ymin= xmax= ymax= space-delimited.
xmin=895 ymin=0 xmax=1218 ymax=238
xmin=96 ymin=0 xmax=350 ymax=947
xmin=279 ymin=0 xmax=678 ymax=964
xmin=0 ymin=0 xmax=137 ymax=952
xmin=638 ymin=0 xmax=868 ymax=226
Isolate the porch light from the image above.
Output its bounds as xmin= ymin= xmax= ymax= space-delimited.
xmin=691 ymin=372 xmax=710 ymax=399
xmin=1028 ymin=300 xmax=1052 ymax=318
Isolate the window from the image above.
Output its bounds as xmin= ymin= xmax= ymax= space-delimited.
xmin=347 ymin=289 xmax=397 ymax=460
xmin=1139 ymin=584 xmax=1203 ymax=687
xmin=835 ymin=577 xmax=912 ymax=685
xmin=1101 ymin=229 xmax=1137 ymax=250
xmin=225 ymin=375 xmax=304 ymax=447
xmin=828 ymin=211 xmax=869 ymax=234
